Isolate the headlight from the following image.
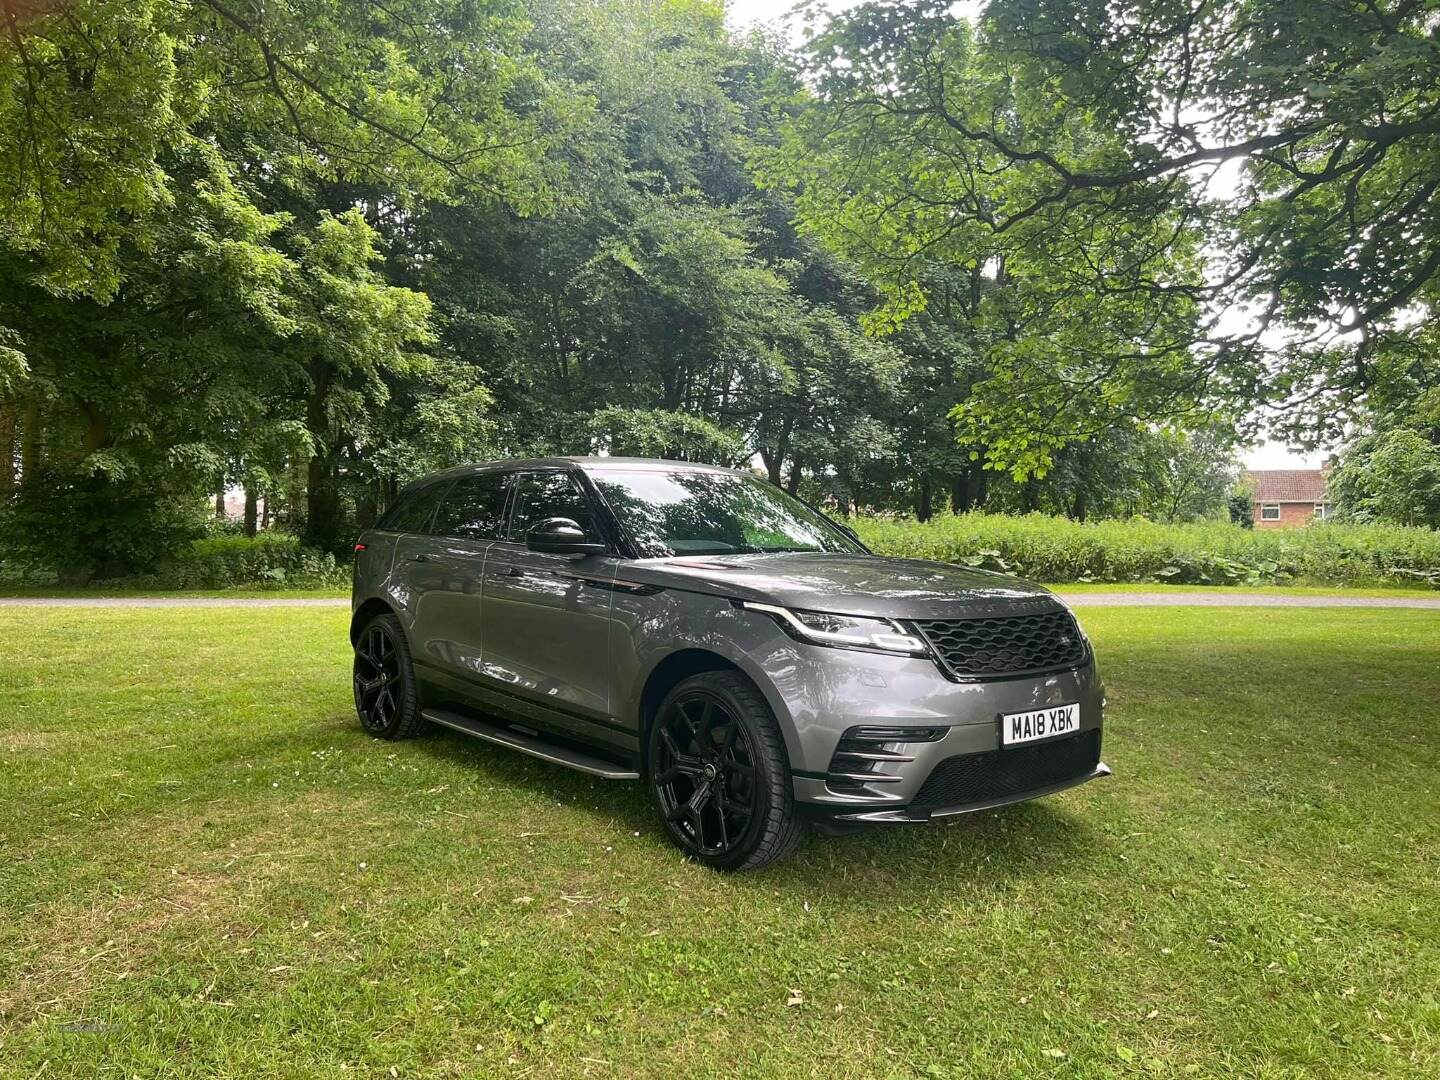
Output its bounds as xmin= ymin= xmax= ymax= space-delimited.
xmin=741 ymin=601 xmax=928 ymax=656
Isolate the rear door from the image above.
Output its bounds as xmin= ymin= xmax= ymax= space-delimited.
xmin=478 ymin=469 xmax=619 ymax=739
xmin=367 ymin=480 xmax=449 ymax=637
xmin=405 ymin=471 xmax=514 ymax=689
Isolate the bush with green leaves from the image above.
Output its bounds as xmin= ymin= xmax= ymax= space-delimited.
xmin=853 ymin=513 xmax=1440 ymax=588
xmin=124 ymin=534 xmax=350 ymax=590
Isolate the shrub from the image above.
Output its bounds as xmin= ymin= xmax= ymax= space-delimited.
xmin=852 ymin=513 xmax=1440 ymax=588
xmin=120 ymin=533 xmax=348 ymax=590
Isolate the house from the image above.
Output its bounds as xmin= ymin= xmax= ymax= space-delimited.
xmin=1244 ymin=469 xmax=1330 ymax=528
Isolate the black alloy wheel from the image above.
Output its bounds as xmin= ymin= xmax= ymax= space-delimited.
xmin=648 ymin=671 xmax=804 ymax=871
xmin=353 ymin=614 xmax=423 ymax=739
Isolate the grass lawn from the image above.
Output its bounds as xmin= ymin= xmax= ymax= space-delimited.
xmin=2 ymin=607 xmax=1437 ymax=1078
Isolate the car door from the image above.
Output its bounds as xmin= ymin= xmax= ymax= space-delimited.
xmin=405 ymin=470 xmax=514 ymax=691
xmin=478 ymin=468 xmax=619 ymax=740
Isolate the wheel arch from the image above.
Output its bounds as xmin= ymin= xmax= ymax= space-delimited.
xmin=638 ymin=649 xmax=740 ymax=740
xmin=635 ymin=647 xmax=802 ymax=771
xmin=350 ymin=597 xmax=397 ymax=645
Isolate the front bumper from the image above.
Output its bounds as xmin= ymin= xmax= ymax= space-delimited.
xmin=826 ymin=760 xmax=1111 ymax=823
xmin=760 ymin=637 xmax=1107 ymax=821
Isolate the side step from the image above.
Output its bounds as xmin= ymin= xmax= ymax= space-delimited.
xmin=422 ymin=708 xmax=639 ymax=780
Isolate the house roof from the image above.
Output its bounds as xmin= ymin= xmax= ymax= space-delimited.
xmin=1246 ymin=469 xmax=1328 ymax=503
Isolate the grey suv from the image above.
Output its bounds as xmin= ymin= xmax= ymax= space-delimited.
xmin=350 ymin=458 xmax=1108 ymax=870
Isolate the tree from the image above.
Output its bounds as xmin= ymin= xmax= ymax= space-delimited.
xmin=1329 ymin=429 xmax=1440 ymax=528
xmin=0 ymin=0 xmax=560 ymax=571
xmin=769 ymin=0 xmax=1440 ymax=468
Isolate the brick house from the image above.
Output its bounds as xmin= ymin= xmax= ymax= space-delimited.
xmin=1244 ymin=469 xmax=1330 ymax=528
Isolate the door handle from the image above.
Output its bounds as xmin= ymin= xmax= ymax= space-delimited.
xmin=409 ymin=553 xmax=431 ymax=563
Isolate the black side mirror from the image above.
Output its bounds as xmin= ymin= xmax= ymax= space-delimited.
xmin=525 ymin=517 xmax=607 ymax=556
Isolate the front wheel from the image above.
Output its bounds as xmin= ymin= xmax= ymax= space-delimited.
xmin=647 ymin=670 xmax=805 ymax=871
xmin=353 ymin=614 xmax=423 ymax=740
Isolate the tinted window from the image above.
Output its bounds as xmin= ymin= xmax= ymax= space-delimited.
xmin=590 ymin=469 xmax=861 ymax=558
xmin=435 ymin=473 xmax=512 ymax=540
xmin=507 ymin=471 xmax=598 ymax=542
xmin=376 ymin=483 xmax=445 ymax=534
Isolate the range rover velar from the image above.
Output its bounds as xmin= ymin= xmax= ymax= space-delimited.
xmin=350 ymin=458 xmax=1109 ymax=870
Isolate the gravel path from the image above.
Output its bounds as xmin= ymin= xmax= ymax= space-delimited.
xmin=1 ymin=592 xmax=1437 ymax=609
xmin=0 ymin=597 xmax=351 ymax=607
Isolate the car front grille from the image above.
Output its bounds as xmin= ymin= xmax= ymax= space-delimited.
xmin=911 ymin=609 xmax=1087 ymax=680
xmin=909 ymin=729 xmax=1102 ymax=811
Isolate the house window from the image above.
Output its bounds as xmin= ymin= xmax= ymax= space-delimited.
xmin=1314 ymin=503 xmax=1328 ymax=520
xmin=1260 ymin=504 xmax=1281 ymax=521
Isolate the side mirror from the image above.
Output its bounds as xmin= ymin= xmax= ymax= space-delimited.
xmin=525 ymin=517 xmax=607 ymax=556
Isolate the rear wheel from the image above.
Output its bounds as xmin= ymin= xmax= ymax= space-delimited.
xmin=353 ymin=614 xmax=423 ymax=740
xmin=647 ymin=670 xmax=804 ymax=871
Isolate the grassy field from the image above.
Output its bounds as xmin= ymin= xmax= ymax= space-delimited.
xmin=2 ymin=606 xmax=1438 ymax=1078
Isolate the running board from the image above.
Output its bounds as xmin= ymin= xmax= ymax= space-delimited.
xmin=422 ymin=708 xmax=639 ymax=780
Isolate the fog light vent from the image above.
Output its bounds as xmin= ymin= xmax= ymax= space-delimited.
xmin=824 ymin=725 xmax=946 ymax=794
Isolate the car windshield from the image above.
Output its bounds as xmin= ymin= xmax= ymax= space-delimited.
xmin=590 ymin=468 xmax=863 ymax=558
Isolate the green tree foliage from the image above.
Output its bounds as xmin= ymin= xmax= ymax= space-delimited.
xmin=0 ymin=0 xmax=557 ymax=298
xmin=0 ymin=0 xmax=1311 ymax=577
xmin=769 ymin=0 xmax=1440 ymax=470
xmin=0 ymin=0 xmax=553 ymax=568
xmin=1330 ymin=429 xmax=1440 ymax=528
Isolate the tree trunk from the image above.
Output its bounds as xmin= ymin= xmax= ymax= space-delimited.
xmin=0 ymin=403 xmax=14 ymax=495
xmin=305 ymin=455 xmax=341 ymax=551
xmin=19 ymin=399 xmax=41 ymax=481
xmin=951 ymin=473 xmax=970 ymax=513
xmin=261 ymin=497 xmax=271 ymax=531
xmin=1071 ymin=489 xmax=1088 ymax=522
xmin=357 ymin=493 xmax=378 ymax=530
xmin=786 ymin=457 xmax=803 ymax=495
xmin=917 ymin=476 xmax=933 ymax=522
xmin=303 ymin=360 xmax=341 ymax=551
xmin=80 ymin=402 xmax=111 ymax=455
xmin=243 ymin=487 xmax=259 ymax=537
xmin=1020 ymin=479 xmax=1038 ymax=513
xmin=215 ymin=485 xmax=227 ymax=520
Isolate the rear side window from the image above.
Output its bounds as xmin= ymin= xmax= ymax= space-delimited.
xmin=435 ymin=472 xmax=513 ymax=540
xmin=507 ymin=471 xmax=598 ymax=542
xmin=376 ymin=484 xmax=445 ymax=534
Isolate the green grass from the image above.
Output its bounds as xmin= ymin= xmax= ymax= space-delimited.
xmin=2 ymin=607 xmax=1438 ymax=1078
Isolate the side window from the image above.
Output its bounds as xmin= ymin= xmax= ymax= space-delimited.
xmin=376 ymin=484 xmax=444 ymax=534
xmin=507 ymin=471 xmax=598 ymax=542
xmin=435 ymin=473 xmax=513 ymax=540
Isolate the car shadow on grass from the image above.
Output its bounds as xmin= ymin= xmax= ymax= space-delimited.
xmin=407 ymin=718 xmax=1103 ymax=903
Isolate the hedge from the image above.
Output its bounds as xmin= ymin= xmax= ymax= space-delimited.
xmin=852 ymin=513 xmax=1440 ymax=588
xmin=122 ymin=534 xmax=350 ymax=589
xmin=0 ymin=533 xmax=350 ymax=590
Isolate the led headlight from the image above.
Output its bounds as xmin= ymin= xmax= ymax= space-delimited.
xmin=741 ymin=601 xmax=928 ymax=656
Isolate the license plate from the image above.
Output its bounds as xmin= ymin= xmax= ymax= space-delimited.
xmin=1001 ymin=703 xmax=1080 ymax=746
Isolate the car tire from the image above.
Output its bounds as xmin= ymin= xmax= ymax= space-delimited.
xmin=647 ymin=670 xmax=805 ymax=871
xmin=353 ymin=613 xmax=424 ymax=740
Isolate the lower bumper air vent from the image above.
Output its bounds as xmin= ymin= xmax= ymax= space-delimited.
xmin=909 ymin=729 xmax=1102 ymax=810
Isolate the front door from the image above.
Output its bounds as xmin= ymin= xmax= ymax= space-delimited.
xmin=478 ymin=469 xmax=618 ymax=742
